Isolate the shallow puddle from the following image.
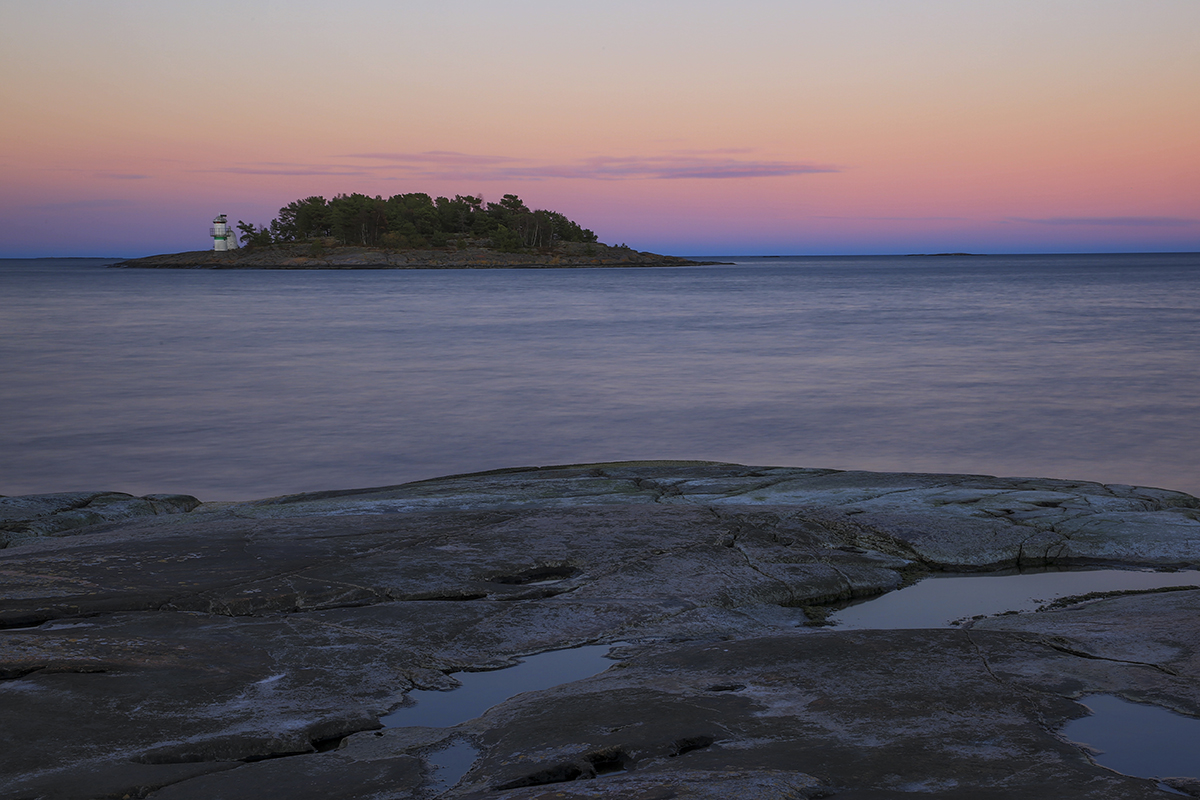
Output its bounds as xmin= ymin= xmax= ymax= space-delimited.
xmin=425 ymin=739 xmax=480 ymax=793
xmin=829 ymin=569 xmax=1200 ymax=630
xmin=380 ymin=642 xmax=621 ymax=729
xmin=1062 ymin=694 xmax=1200 ymax=780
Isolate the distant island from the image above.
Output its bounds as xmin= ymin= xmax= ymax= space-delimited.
xmin=112 ymin=192 xmax=713 ymax=269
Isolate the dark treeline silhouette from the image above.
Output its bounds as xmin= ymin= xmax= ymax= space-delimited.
xmin=237 ymin=193 xmax=598 ymax=252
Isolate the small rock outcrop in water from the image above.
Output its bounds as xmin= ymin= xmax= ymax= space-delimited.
xmin=2 ymin=462 xmax=1199 ymax=799
xmin=110 ymin=241 xmax=714 ymax=269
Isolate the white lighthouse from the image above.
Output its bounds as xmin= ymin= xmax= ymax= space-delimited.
xmin=210 ymin=214 xmax=237 ymax=251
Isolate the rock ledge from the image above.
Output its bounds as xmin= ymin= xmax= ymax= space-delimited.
xmin=3 ymin=462 xmax=1198 ymax=799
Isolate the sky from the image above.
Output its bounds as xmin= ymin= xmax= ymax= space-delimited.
xmin=2 ymin=0 xmax=1198 ymax=257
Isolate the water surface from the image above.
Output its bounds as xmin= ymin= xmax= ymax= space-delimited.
xmin=1062 ymin=694 xmax=1200 ymax=781
xmin=380 ymin=643 xmax=620 ymax=729
xmin=3 ymin=253 xmax=1198 ymax=500
xmin=830 ymin=569 xmax=1200 ymax=629
xmin=425 ymin=740 xmax=480 ymax=794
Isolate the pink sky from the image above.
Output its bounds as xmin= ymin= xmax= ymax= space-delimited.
xmin=2 ymin=0 xmax=1198 ymax=257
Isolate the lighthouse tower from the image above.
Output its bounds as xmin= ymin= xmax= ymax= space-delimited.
xmin=210 ymin=214 xmax=236 ymax=251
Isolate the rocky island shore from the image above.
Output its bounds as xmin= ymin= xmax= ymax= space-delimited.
xmin=110 ymin=193 xmax=721 ymax=269
xmin=3 ymin=462 xmax=1200 ymax=799
xmin=110 ymin=241 xmax=713 ymax=270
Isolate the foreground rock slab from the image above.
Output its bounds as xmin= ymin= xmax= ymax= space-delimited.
xmin=2 ymin=462 xmax=1199 ymax=799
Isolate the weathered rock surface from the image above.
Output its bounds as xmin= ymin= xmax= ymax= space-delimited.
xmin=109 ymin=242 xmax=714 ymax=270
xmin=2 ymin=462 xmax=1198 ymax=799
xmin=0 ymin=491 xmax=200 ymax=548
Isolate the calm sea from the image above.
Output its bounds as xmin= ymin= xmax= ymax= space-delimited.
xmin=2 ymin=253 xmax=1198 ymax=501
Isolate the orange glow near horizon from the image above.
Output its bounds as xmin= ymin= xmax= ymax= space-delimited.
xmin=2 ymin=0 xmax=1198 ymax=256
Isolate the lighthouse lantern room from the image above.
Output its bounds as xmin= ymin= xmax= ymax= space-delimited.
xmin=210 ymin=214 xmax=236 ymax=251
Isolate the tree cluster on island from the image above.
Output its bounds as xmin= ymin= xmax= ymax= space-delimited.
xmin=235 ymin=193 xmax=600 ymax=253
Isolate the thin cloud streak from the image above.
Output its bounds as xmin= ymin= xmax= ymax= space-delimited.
xmin=500 ymin=155 xmax=839 ymax=180
xmin=816 ymin=215 xmax=971 ymax=222
xmin=203 ymin=164 xmax=371 ymax=177
xmin=345 ymin=151 xmax=522 ymax=166
xmin=30 ymin=198 xmax=135 ymax=211
xmin=341 ymin=151 xmax=840 ymax=181
xmin=1009 ymin=216 xmax=1199 ymax=228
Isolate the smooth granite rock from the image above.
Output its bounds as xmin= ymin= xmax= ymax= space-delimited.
xmin=1 ymin=462 xmax=1198 ymax=799
xmin=0 ymin=491 xmax=200 ymax=548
